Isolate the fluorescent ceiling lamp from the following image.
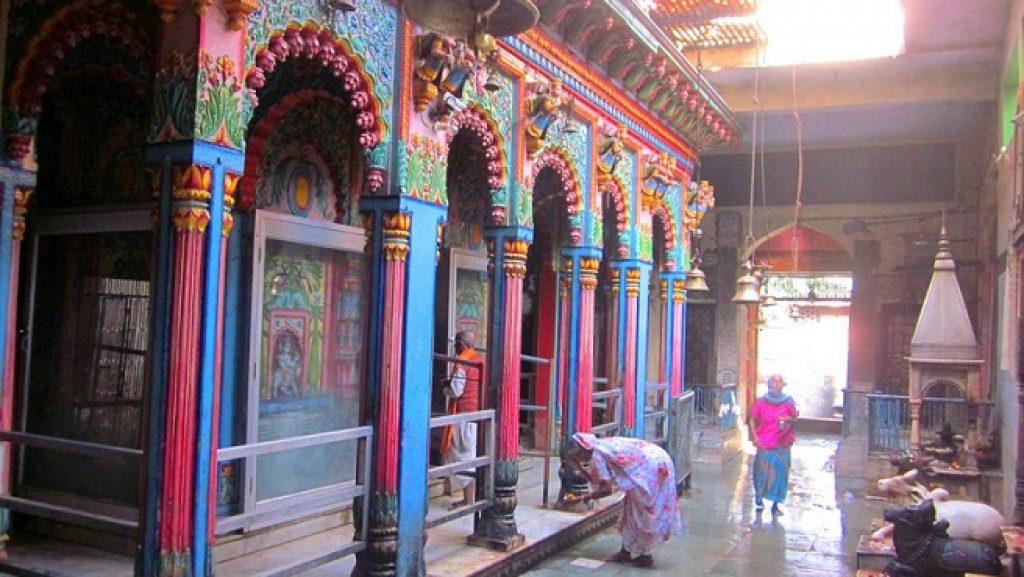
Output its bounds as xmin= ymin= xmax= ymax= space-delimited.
xmin=757 ymin=0 xmax=905 ymax=66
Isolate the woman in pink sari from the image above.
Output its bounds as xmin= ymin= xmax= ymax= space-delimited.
xmin=747 ymin=374 xmax=799 ymax=515
xmin=564 ymin=433 xmax=683 ymax=568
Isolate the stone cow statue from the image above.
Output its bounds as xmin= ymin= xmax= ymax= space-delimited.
xmin=875 ymin=470 xmax=1005 ymax=548
xmin=885 ymin=500 xmax=1002 ymax=577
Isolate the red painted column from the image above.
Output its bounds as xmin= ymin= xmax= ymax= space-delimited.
xmin=497 ymin=240 xmax=529 ymax=463
xmin=622 ymin=268 xmax=640 ymax=433
xmin=471 ymin=237 xmax=530 ymax=550
xmin=160 ymin=164 xmax=212 ymax=575
xmin=558 ymin=259 xmax=572 ymax=431
xmin=367 ymin=211 xmax=410 ymax=574
xmin=670 ymin=280 xmax=685 ymax=397
xmin=576 ymin=257 xmax=600 ymax=433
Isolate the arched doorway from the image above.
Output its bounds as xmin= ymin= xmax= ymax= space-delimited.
xmin=10 ymin=1 xmax=157 ymax=552
xmin=521 ymin=154 xmax=579 ymax=453
xmin=214 ymin=29 xmax=376 ymax=563
xmin=753 ymin=225 xmax=853 ymax=420
xmin=592 ymin=180 xmax=628 ymax=437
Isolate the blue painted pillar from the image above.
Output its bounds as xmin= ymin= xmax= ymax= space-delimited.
xmin=555 ymin=246 xmax=601 ymax=509
xmin=357 ymin=196 xmax=445 ymax=577
xmin=141 ymin=141 xmax=244 ymax=577
xmin=0 ymin=165 xmax=33 ymax=543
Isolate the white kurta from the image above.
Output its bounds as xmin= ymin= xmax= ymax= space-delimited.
xmin=444 ymin=366 xmax=478 ymax=489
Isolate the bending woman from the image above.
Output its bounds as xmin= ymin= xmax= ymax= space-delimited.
xmin=563 ymin=433 xmax=683 ymax=568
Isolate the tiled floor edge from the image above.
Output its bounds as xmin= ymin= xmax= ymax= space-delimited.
xmin=467 ymin=501 xmax=623 ymax=577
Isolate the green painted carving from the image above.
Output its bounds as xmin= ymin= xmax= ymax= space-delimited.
xmin=403 ymin=134 xmax=447 ymax=204
xmin=150 ymin=50 xmax=197 ymax=143
xmin=195 ymin=51 xmax=250 ymax=149
xmin=638 ymin=228 xmax=653 ymax=261
xmin=515 ymin=180 xmax=534 ymax=228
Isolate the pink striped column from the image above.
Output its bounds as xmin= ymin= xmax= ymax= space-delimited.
xmin=576 ymin=257 xmax=600 ymax=433
xmin=496 ymin=240 xmax=529 ymax=466
xmin=671 ymin=280 xmax=685 ymax=397
xmin=622 ymin=268 xmax=641 ymax=433
xmin=160 ymin=164 xmax=212 ymax=576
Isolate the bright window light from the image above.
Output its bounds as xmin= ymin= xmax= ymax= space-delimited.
xmin=757 ymin=0 xmax=905 ymax=66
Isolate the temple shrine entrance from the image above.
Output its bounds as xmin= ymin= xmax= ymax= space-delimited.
xmin=520 ymin=167 xmax=572 ymax=455
xmin=212 ymin=41 xmax=374 ymax=574
xmin=7 ymin=15 xmax=156 ymax=552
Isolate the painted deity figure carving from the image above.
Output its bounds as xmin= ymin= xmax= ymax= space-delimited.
xmin=525 ymin=78 xmax=571 ymax=157
xmin=272 ymin=332 xmax=302 ymax=398
xmin=413 ymin=33 xmax=454 ymax=112
xmin=642 ymin=151 xmax=678 ymax=208
xmin=597 ymin=123 xmax=628 ymax=188
xmin=684 ymin=179 xmax=715 ymax=231
xmin=413 ymin=33 xmax=481 ymax=122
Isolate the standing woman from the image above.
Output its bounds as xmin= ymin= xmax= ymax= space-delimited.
xmin=563 ymin=433 xmax=682 ymax=567
xmin=748 ymin=374 xmax=799 ymax=515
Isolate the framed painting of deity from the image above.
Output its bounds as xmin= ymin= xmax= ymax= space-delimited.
xmin=448 ymin=248 xmax=489 ymax=352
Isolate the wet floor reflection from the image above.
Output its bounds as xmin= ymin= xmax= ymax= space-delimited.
xmin=527 ymin=434 xmax=885 ymax=577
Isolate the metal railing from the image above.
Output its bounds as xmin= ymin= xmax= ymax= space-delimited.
xmin=426 ymin=409 xmax=495 ymax=528
xmin=518 ymin=354 xmax=556 ymax=507
xmin=644 ymin=382 xmax=669 ymax=444
xmin=690 ymin=383 xmax=739 ymax=431
xmin=668 ymin=391 xmax=697 ymax=489
xmin=592 ymin=378 xmax=623 ymax=437
xmin=867 ymin=393 xmax=910 ymax=452
xmin=0 ymin=430 xmax=143 ymax=536
xmin=866 ymin=394 xmax=997 ymax=453
xmin=215 ymin=426 xmax=373 ymax=533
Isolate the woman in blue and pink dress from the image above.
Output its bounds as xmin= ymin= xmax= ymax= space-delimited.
xmin=564 ymin=432 xmax=683 ymax=568
xmin=748 ymin=374 xmax=799 ymax=515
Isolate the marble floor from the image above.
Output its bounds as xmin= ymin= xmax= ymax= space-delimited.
xmin=523 ymin=434 xmax=887 ymax=577
xmin=0 ymin=434 xmax=889 ymax=577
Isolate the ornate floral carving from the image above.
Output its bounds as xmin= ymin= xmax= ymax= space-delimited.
xmin=196 ymin=50 xmax=251 ymax=149
xmin=641 ymin=151 xmax=678 ymax=210
xmin=171 ymin=164 xmax=213 ymax=233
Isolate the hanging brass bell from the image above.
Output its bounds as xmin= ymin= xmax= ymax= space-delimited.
xmin=399 ymin=0 xmax=539 ymax=40
xmin=732 ymin=260 xmax=761 ymax=304
xmin=483 ymin=67 xmax=502 ymax=92
xmin=327 ymin=0 xmax=356 ymax=12
xmin=685 ymin=265 xmax=709 ymax=292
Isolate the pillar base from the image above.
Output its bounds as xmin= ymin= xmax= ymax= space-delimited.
xmin=467 ymin=530 xmax=526 ymax=552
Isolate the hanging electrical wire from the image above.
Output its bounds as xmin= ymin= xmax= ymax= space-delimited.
xmin=790 ymin=65 xmax=804 ymax=272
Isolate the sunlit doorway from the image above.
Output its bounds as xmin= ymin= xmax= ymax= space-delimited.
xmin=758 ymin=275 xmax=851 ymax=419
xmin=751 ymin=225 xmax=852 ymax=421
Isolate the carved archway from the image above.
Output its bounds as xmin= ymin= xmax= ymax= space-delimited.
xmin=244 ymin=25 xmax=386 ymax=208
xmin=602 ymin=176 xmax=630 ymax=258
xmin=532 ymin=147 xmax=584 ymax=244
xmin=446 ymin=105 xmax=507 ymax=222
xmin=5 ymin=1 xmax=153 ymax=159
xmin=651 ymin=201 xmax=678 ymax=269
xmin=247 ymin=26 xmax=383 ymax=147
